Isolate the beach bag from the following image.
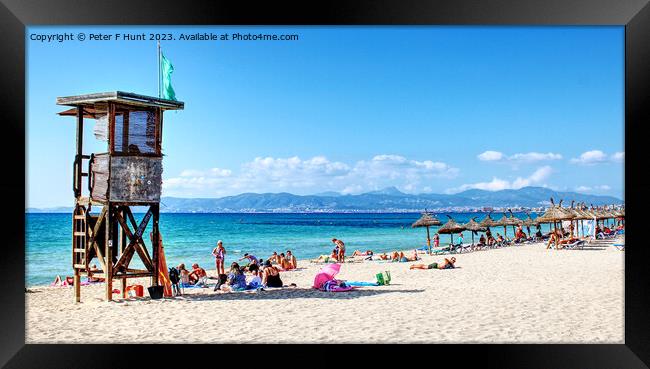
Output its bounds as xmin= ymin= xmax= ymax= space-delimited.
xmin=376 ymin=271 xmax=391 ymax=285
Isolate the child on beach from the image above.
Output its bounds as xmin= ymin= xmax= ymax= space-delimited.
xmin=246 ymin=269 xmax=262 ymax=290
xmin=177 ymin=263 xmax=191 ymax=286
xmin=433 ymin=234 xmax=440 ymax=247
xmin=212 ymin=240 xmax=226 ymax=276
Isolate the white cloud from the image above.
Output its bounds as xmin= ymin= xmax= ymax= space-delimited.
xmin=477 ymin=150 xmax=562 ymax=163
xmin=163 ymin=154 xmax=459 ymax=197
xmin=509 ymin=152 xmax=562 ymax=162
xmin=611 ymin=152 xmax=624 ymax=162
xmin=447 ymin=166 xmax=553 ymax=193
xmin=575 ymin=184 xmax=612 ymax=192
xmin=477 ymin=151 xmax=505 ymax=161
xmin=570 ymin=150 xmax=610 ymax=165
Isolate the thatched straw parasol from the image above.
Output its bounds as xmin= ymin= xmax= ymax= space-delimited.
xmin=479 ymin=213 xmax=500 ymax=229
xmin=535 ymin=198 xmax=575 ymax=234
xmin=569 ymin=201 xmax=591 ymax=237
xmin=505 ymin=209 xmax=523 ymax=236
xmin=495 ymin=213 xmax=511 ymax=238
xmin=463 ymin=217 xmax=487 ymax=245
xmin=437 ymin=215 xmax=467 ymax=246
xmin=411 ymin=211 xmax=442 ymax=254
xmin=521 ymin=213 xmax=538 ymax=236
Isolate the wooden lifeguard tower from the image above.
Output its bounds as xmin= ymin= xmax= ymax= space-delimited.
xmin=57 ymin=91 xmax=184 ymax=302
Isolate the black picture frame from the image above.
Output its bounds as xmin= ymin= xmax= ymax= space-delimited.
xmin=2 ymin=0 xmax=648 ymax=367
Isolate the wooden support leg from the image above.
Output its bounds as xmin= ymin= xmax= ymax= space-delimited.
xmin=74 ymin=269 xmax=80 ymax=303
xmin=122 ymin=279 xmax=127 ymax=299
xmin=105 ymin=205 xmax=113 ymax=302
xmin=106 ymin=242 xmax=113 ymax=301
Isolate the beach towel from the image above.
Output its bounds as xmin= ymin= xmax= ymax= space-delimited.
xmin=344 ymin=281 xmax=378 ymax=287
xmin=319 ymin=279 xmax=354 ymax=292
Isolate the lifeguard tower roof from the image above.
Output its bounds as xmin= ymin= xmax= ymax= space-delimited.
xmin=56 ymin=91 xmax=184 ymax=112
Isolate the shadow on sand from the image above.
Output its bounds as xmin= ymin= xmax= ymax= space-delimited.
xmin=161 ymin=287 xmax=425 ymax=302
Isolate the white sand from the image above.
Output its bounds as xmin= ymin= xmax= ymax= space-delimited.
xmin=26 ymin=241 xmax=624 ymax=343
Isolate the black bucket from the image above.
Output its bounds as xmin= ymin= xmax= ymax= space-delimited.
xmin=147 ymin=286 xmax=164 ymax=299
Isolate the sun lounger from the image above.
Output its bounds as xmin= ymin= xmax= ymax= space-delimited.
xmin=562 ymin=240 xmax=586 ymax=250
xmin=458 ymin=243 xmax=473 ymax=253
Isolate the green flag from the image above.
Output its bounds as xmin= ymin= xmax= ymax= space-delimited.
xmin=160 ymin=51 xmax=177 ymax=101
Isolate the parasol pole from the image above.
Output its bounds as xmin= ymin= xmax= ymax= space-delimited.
xmin=426 ymin=226 xmax=431 ymax=255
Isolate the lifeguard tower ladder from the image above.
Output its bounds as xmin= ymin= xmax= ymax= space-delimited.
xmin=57 ymin=91 xmax=184 ymax=302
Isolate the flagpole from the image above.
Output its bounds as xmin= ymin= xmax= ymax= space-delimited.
xmin=157 ymin=40 xmax=161 ymax=98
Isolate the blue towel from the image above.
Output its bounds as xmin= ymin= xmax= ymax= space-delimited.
xmin=344 ymin=281 xmax=379 ymax=287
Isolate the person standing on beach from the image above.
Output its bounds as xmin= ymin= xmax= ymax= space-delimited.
xmin=433 ymin=233 xmax=440 ymax=248
xmin=332 ymin=238 xmax=346 ymax=263
xmin=212 ymin=240 xmax=226 ymax=276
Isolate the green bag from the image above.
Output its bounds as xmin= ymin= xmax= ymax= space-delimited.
xmin=376 ymin=272 xmax=385 ymax=285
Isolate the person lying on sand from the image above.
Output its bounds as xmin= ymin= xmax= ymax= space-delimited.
xmin=87 ymin=264 xmax=105 ymax=283
xmin=410 ymin=257 xmax=457 ymax=270
xmin=351 ymin=250 xmax=374 ymax=257
xmin=51 ymin=275 xmax=74 ymax=286
xmin=379 ymin=253 xmax=389 ymax=260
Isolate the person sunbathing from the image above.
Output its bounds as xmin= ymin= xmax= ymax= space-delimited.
xmin=87 ymin=264 xmax=105 ymax=283
xmin=390 ymin=251 xmax=401 ymax=262
xmin=51 ymin=275 xmax=74 ymax=286
xmin=478 ymin=234 xmax=487 ymax=246
xmin=351 ymin=250 xmax=374 ymax=257
xmin=379 ymin=253 xmax=389 ymax=260
xmin=410 ymin=257 xmax=457 ymax=270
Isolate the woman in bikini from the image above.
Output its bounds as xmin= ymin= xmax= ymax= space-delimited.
xmin=212 ymin=240 xmax=226 ymax=276
xmin=410 ymin=257 xmax=456 ymax=270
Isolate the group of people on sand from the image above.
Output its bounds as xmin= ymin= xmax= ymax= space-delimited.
xmin=215 ymin=259 xmax=289 ymax=292
xmin=376 ymin=250 xmax=420 ymax=262
xmin=175 ymin=263 xmax=209 ymax=287
xmin=313 ymin=238 xmax=347 ymax=263
xmin=206 ymin=240 xmax=299 ymax=292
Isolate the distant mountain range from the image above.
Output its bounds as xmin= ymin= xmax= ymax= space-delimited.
xmin=27 ymin=186 xmax=622 ymax=213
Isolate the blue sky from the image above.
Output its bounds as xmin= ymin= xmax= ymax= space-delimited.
xmin=27 ymin=26 xmax=624 ymax=208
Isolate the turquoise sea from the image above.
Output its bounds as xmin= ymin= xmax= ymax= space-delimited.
xmin=26 ymin=212 xmax=560 ymax=287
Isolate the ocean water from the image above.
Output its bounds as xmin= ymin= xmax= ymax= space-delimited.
xmin=26 ymin=212 xmax=561 ymax=287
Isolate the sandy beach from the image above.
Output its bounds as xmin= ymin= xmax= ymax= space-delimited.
xmin=26 ymin=240 xmax=624 ymax=344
